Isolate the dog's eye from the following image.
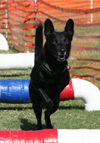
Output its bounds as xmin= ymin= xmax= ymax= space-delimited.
xmin=65 ymin=41 xmax=69 ymax=44
xmin=52 ymin=40 xmax=57 ymax=45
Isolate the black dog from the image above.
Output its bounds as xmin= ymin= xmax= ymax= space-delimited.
xmin=29 ymin=19 xmax=74 ymax=130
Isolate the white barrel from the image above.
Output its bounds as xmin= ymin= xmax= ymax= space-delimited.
xmin=58 ymin=129 xmax=100 ymax=143
xmin=72 ymin=78 xmax=100 ymax=111
xmin=0 ymin=34 xmax=9 ymax=51
xmin=0 ymin=53 xmax=34 ymax=69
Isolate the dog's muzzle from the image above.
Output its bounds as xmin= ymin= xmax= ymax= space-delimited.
xmin=57 ymin=48 xmax=66 ymax=62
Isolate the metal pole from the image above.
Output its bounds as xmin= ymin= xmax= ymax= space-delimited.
xmin=5 ymin=0 xmax=8 ymax=39
xmin=35 ymin=0 xmax=37 ymax=27
xmin=90 ymin=0 xmax=93 ymax=22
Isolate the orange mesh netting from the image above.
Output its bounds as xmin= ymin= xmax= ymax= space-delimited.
xmin=0 ymin=0 xmax=100 ymax=87
xmin=37 ymin=0 xmax=100 ymax=87
xmin=0 ymin=0 xmax=37 ymax=52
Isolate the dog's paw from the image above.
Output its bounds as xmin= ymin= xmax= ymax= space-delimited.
xmin=47 ymin=124 xmax=53 ymax=129
xmin=40 ymin=99 xmax=54 ymax=109
xmin=37 ymin=124 xmax=43 ymax=130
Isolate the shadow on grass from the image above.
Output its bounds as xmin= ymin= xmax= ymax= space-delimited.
xmin=59 ymin=105 xmax=84 ymax=110
xmin=0 ymin=107 xmax=32 ymax=111
xmin=19 ymin=118 xmax=37 ymax=131
xmin=19 ymin=118 xmax=46 ymax=131
xmin=0 ymin=105 xmax=84 ymax=110
xmin=0 ymin=74 xmax=29 ymax=78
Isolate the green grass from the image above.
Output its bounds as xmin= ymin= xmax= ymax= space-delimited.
xmin=0 ymin=100 xmax=100 ymax=130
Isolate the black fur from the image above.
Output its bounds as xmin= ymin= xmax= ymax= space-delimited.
xmin=29 ymin=19 xmax=74 ymax=130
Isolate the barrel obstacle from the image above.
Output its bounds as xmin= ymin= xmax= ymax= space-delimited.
xmin=0 ymin=34 xmax=9 ymax=51
xmin=0 ymin=53 xmax=34 ymax=69
xmin=0 ymin=52 xmax=75 ymax=70
xmin=0 ymin=129 xmax=100 ymax=143
xmin=0 ymin=78 xmax=100 ymax=111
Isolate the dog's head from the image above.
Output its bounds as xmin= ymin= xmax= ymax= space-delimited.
xmin=44 ymin=19 xmax=74 ymax=62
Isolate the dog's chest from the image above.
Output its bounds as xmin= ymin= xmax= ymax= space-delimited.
xmin=31 ymin=61 xmax=69 ymax=93
xmin=39 ymin=67 xmax=69 ymax=92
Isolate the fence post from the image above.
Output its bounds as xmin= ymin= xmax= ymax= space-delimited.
xmin=5 ymin=0 xmax=8 ymax=39
xmin=35 ymin=0 xmax=37 ymax=27
xmin=90 ymin=0 xmax=93 ymax=22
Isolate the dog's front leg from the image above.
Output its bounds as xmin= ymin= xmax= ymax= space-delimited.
xmin=38 ymin=88 xmax=54 ymax=109
xmin=29 ymin=83 xmax=43 ymax=130
xmin=31 ymin=82 xmax=54 ymax=109
xmin=45 ymin=94 xmax=60 ymax=129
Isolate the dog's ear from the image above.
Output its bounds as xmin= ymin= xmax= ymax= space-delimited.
xmin=64 ymin=19 xmax=74 ymax=36
xmin=44 ymin=19 xmax=54 ymax=38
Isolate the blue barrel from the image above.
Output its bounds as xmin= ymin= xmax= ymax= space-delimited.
xmin=0 ymin=79 xmax=31 ymax=103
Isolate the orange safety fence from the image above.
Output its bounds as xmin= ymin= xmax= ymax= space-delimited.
xmin=38 ymin=0 xmax=100 ymax=25
xmin=0 ymin=0 xmax=37 ymax=52
xmin=0 ymin=0 xmax=100 ymax=88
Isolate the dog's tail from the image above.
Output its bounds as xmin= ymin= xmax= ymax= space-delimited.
xmin=35 ymin=23 xmax=43 ymax=64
